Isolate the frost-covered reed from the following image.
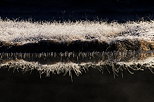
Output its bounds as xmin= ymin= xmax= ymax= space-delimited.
xmin=0 ymin=51 xmax=154 ymax=77
xmin=0 ymin=19 xmax=154 ymax=44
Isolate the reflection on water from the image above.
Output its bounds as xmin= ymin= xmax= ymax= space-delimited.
xmin=0 ymin=51 xmax=154 ymax=77
xmin=0 ymin=51 xmax=154 ymax=102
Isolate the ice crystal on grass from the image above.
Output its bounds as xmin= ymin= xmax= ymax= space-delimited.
xmin=0 ymin=19 xmax=154 ymax=44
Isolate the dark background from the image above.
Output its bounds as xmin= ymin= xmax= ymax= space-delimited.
xmin=1 ymin=0 xmax=154 ymax=22
xmin=0 ymin=67 xmax=154 ymax=102
xmin=1 ymin=0 xmax=154 ymax=8
xmin=0 ymin=0 xmax=154 ymax=22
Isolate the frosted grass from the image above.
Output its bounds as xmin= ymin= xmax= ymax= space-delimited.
xmin=0 ymin=51 xmax=154 ymax=77
xmin=1 ymin=57 xmax=154 ymax=77
xmin=0 ymin=19 xmax=154 ymax=44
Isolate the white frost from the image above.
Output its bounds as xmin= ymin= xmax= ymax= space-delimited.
xmin=0 ymin=19 xmax=154 ymax=44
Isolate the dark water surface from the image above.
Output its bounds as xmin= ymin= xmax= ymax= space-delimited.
xmin=0 ymin=52 xmax=154 ymax=102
